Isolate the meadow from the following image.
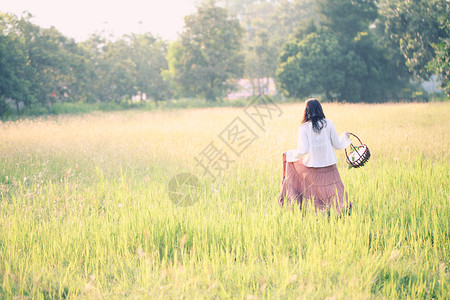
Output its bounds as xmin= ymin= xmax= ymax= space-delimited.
xmin=0 ymin=101 xmax=448 ymax=299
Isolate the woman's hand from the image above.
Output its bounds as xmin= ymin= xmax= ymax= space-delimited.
xmin=344 ymin=131 xmax=350 ymax=138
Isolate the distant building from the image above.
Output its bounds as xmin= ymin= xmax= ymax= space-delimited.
xmin=227 ymin=78 xmax=276 ymax=100
xmin=132 ymin=91 xmax=147 ymax=102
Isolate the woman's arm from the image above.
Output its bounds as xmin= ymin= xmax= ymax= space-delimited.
xmin=329 ymin=120 xmax=352 ymax=150
xmin=286 ymin=125 xmax=309 ymax=162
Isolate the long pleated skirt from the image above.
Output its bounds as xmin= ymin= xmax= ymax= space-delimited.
xmin=278 ymin=159 xmax=351 ymax=214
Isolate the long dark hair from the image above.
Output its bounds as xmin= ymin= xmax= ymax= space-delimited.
xmin=302 ymin=98 xmax=326 ymax=133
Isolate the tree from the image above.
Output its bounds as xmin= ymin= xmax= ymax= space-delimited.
xmin=379 ymin=0 xmax=449 ymax=80
xmin=316 ymin=0 xmax=378 ymax=39
xmin=167 ymin=1 xmax=244 ymax=101
xmin=80 ymin=33 xmax=170 ymax=103
xmin=239 ymin=1 xmax=279 ymax=85
xmin=277 ymin=0 xmax=410 ymax=102
xmin=1 ymin=11 xmax=171 ymax=116
xmin=430 ymin=39 xmax=449 ymax=96
xmin=0 ymin=13 xmax=29 ymax=118
xmin=277 ymin=30 xmax=346 ymax=100
xmin=103 ymin=39 xmax=137 ymax=102
xmin=127 ymin=33 xmax=170 ymax=102
xmin=245 ymin=31 xmax=278 ymax=94
xmin=345 ymin=32 xmax=408 ymax=101
xmin=1 ymin=12 xmax=85 ymax=112
xmin=31 ymin=26 xmax=85 ymax=107
xmin=80 ymin=35 xmax=138 ymax=103
xmin=220 ymin=0 xmax=316 ymax=93
xmin=79 ymin=34 xmax=110 ymax=102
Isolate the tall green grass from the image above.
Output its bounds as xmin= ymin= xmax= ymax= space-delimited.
xmin=0 ymin=103 xmax=448 ymax=298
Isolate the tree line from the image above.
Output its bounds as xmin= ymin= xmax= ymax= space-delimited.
xmin=0 ymin=0 xmax=448 ymax=119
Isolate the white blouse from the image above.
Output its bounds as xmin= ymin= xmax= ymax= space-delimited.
xmin=285 ymin=119 xmax=352 ymax=167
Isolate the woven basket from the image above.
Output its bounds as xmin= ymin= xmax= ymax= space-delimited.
xmin=345 ymin=133 xmax=370 ymax=168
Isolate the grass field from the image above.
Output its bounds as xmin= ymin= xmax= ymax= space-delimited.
xmin=0 ymin=101 xmax=449 ymax=299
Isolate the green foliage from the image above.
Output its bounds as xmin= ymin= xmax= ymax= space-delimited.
xmin=0 ymin=13 xmax=30 ymax=115
xmin=277 ymin=0 xmax=411 ymax=102
xmin=163 ymin=41 xmax=186 ymax=99
xmin=277 ymin=29 xmax=408 ymax=102
xmin=379 ymin=0 xmax=449 ymax=81
xmin=16 ymin=16 xmax=77 ymax=109
xmin=167 ymin=1 xmax=244 ymax=101
xmin=277 ymin=30 xmax=345 ymax=99
xmin=128 ymin=34 xmax=171 ymax=101
xmin=222 ymin=0 xmax=316 ymax=91
xmin=1 ymin=1 xmax=449 ymax=118
xmin=347 ymin=32 xmax=409 ymax=101
xmin=0 ymin=12 xmax=90 ymax=113
xmin=430 ymin=39 xmax=450 ymax=96
xmin=79 ymin=33 xmax=169 ymax=103
xmin=316 ymin=0 xmax=378 ymax=39
xmin=245 ymin=30 xmax=278 ymax=90
xmin=0 ymin=12 xmax=170 ymax=114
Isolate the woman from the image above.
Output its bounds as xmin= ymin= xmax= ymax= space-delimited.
xmin=279 ymin=98 xmax=352 ymax=214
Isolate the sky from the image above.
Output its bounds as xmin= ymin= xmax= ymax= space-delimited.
xmin=1 ymin=0 xmax=200 ymax=41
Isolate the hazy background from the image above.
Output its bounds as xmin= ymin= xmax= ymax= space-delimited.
xmin=2 ymin=0 xmax=199 ymax=41
xmin=0 ymin=0 xmax=448 ymax=121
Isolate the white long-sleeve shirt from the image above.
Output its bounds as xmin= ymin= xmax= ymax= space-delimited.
xmin=285 ymin=119 xmax=352 ymax=167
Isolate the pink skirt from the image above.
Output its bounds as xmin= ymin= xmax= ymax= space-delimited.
xmin=278 ymin=159 xmax=351 ymax=214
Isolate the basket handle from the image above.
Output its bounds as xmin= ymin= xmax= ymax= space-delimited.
xmin=345 ymin=133 xmax=363 ymax=164
xmin=348 ymin=132 xmax=363 ymax=146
